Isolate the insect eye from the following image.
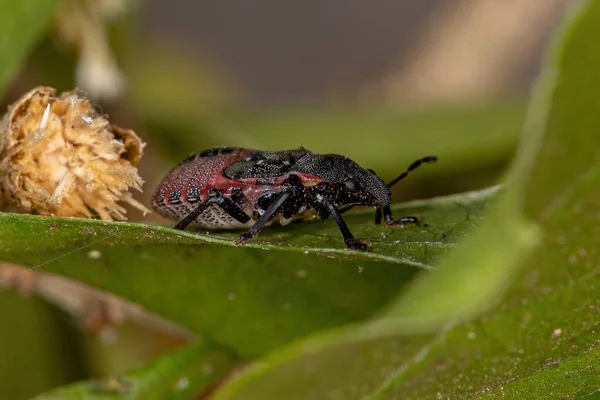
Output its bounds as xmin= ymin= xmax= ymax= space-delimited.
xmin=344 ymin=178 xmax=358 ymax=191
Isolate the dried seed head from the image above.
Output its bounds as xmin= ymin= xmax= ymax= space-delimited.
xmin=0 ymin=86 xmax=150 ymax=220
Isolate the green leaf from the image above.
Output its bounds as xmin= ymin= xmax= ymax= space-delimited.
xmin=207 ymin=1 xmax=600 ymax=399
xmin=0 ymin=0 xmax=64 ymax=93
xmin=0 ymin=291 xmax=84 ymax=398
xmin=0 ymin=187 xmax=493 ymax=359
xmin=33 ymin=339 xmax=237 ymax=400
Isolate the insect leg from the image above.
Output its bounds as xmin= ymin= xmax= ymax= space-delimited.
xmin=381 ymin=205 xmax=420 ymax=227
xmin=174 ymin=195 xmax=251 ymax=230
xmin=175 ymin=196 xmax=250 ymax=230
xmin=238 ymin=191 xmax=292 ymax=243
xmin=317 ymin=197 xmax=368 ymax=251
xmin=215 ymin=197 xmax=252 ymax=225
xmin=174 ymin=197 xmax=218 ymax=230
xmin=374 ymin=207 xmax=383 ymax=225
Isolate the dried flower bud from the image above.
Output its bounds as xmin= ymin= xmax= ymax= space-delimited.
xmin=0 ymin=86 xmax=150 ymax=220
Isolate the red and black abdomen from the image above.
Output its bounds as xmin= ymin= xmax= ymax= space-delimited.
xmin=152 ymin=148 xmax=284 ymax=229
xmin=152 ymin=148 xmax=244 ymax=226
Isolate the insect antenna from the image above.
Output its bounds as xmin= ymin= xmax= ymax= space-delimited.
xmin=387 ymin=155 xmax=437 ymax=188
xmin=339 ymin=157 xmax=436 ymax=216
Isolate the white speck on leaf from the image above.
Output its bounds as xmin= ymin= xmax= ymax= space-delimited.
xmin=228 ymin=292 xmax=236 ymax=301
xmin=88 ymin=250 xmax=101 ymax=260
xmin=175 ymin=377 xmax=189 ymax=391
xmin=296 ymin=270 xmax=307 ymax=278
xmin=552 ymin=328 xmax=563 ymax=338
xmin=467 ymin=331 xmax=476 ymax=340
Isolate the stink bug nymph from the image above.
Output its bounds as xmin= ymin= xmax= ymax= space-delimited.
xmin=152 ymin=147 xmax=437 ymax=251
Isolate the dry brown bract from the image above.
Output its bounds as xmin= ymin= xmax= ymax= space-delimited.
xmin=0 ymin=86 xmax=149 ymax=220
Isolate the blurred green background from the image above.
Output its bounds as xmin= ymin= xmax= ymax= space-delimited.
xmin=0 ymin=0 xmax=573 ymax=398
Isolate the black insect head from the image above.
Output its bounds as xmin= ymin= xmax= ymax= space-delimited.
xmin=295 ymin=153 xmax=391 ymax=207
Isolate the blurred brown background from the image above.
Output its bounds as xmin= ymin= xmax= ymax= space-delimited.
xmin=141 ymin=0 xmax=571 ymax=105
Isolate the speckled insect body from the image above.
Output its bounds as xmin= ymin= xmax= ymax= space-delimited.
xmin=152 ymin=147 xmax=436 ymax=251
